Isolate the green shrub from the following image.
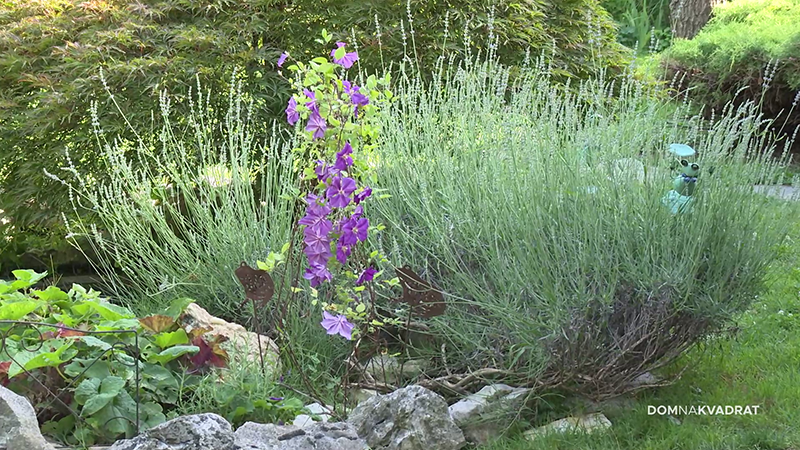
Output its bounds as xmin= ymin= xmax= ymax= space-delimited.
xmin=0 ymin=0 xmax=629 ymax=254
xmin=367 ymin=56 xmax=795 ymax=398
xmin=660 ymin=0 xmax=800 ymax=139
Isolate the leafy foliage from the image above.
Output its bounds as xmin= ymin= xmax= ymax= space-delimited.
xmin=601 ymin=0 xmax=672 ymax=53
xmin=660 ymin=0 xmax=800 ymax=139
xmin=0 ymin=269 xmax=300 ymax=445
xmin=0 ymin=0 xmax=628 ymax=261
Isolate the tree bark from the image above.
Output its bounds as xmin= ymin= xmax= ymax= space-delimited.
xmin=669 ymin=0 xmax=725 ymax=40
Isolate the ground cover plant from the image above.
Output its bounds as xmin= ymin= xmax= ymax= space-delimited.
xmin=0 ymin=269 xmax=305 ymax=445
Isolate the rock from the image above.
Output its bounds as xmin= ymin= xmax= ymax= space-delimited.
xmin=349 ymin=388 xmax=378 ymax=406
xmin=347 ymin=385 xmax=465 ymax=450
xmin=611 ymin=158 xmax=645 ymax=183
xmin=630 ymin=372 xmax=661 ymax=388
xmin=523 ymin=413 xmax=612 ymax=440
xmin=109 ymin=413 xmax=234 ymax=450
xmin=0 ymin=386 xmax=56 ymax=450
xmin=364 ymin=356 xmax=428 ymax=384
xmin=448 ymin=384 xmax=530 ymax=445
xmin=291 ymin=404 xmax=331 ymax=428
xmin=180 ymin=303 xmax=280 ymax=378
xmin=234 ymin=421 xmax=367 ymax=450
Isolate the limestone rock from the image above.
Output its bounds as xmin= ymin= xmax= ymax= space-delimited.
xmin=109 ymin=413 xmax=234 ymax=450
xmin=523 ymin=413 xmax=612 ymax=440
xmin=0 ymin=386 xmax=56 ymax=450
xmin=363 ymin=356 xmax=427 ymax=385
xmin=234 ymin=421 xmax=367 ymax=450
xmin=448 ymin=384 xmax=529 ymax=445
xmin=180 ymin=303 xmax=280 ymax=377
xmin=347 ymin=385 xmax=465 ymax=450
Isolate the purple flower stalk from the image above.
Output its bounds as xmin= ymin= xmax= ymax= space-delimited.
xmin=304 ymin=89 xmax=317 ymax=111
xmin=277 ymin=52 xmax=289 ymax=67
xmin=340 ymin=216 xmax=369 ymax=246
xmin=356 ymin=266 xmax=378 ymax=285
xmin=304 ymin=264 xmax=333 ymax=287
xmin=334 ymin=142 xmax=354 ymax=171
xmin=336 ymin=244 xmax=351 ymax=265
xmin=286 ymin=97 xmax=299 ymax=125
xmin=331 ymin=42 xmax=359 ymax=69
xmin=306 ymin=111 xmax=327 ymax=140
xmin=354 ymin=187 xmax=372 ymax=204
xmin=320 ymin=311 xmax=355 ymax=340
xmin=326 ymin=176 xmax=357 ymax=208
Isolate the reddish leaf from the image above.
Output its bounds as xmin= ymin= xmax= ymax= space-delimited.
xmin=0 ymin=361 xmax=10 ymax=386
xmin=189 ymin=335 xmax=228 ymax=372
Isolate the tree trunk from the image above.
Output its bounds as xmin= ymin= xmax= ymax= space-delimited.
xmin=669 ymin=0 xmax=725 ymax=40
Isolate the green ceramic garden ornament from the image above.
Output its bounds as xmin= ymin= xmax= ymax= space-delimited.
xmin=662 ymin=143 xmax=701 ymax=214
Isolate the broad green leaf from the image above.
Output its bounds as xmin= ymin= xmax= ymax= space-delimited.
xmin=8 ymin=341 xmax=75 ymax=378
xmin=334 ymin=46 xmax=346 ymax=60
xmin=86 ymin=388 xmax=137 ymax=437
xmin=141 ymin=364 xmax=180 ymax=404
xmin=148 ymin=345 xmax=199 ymax=365
xmin=71 ymin=336 xmax=112 ymax=351
xmin=71 ymin=300 xmax=133 ymax=321
xmin=356 ymin=303 xmax=366 ymax=313
xmin=31 ymin=285 xmax=70 ymax=303
xmin=64 ymin=359 xmax=114 ymax=380
xmin=81 ymin=376 xmax=125 ymax=416
xmin=0 ymin=300 xmax=42 ymax=320
xmin=163 ymin=297 xmax=194 ymax=320
xmin=12 ymin=269 xmax=48 ymax=285
xmin=153 ymin=329 xmax=189 ymax=348
xmin=74 ymin=377 xmax=101 ymax=404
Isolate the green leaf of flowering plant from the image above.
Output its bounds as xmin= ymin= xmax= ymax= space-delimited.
xmin=148 ymin=345 xmax=199 ymax=365
xmin=153 ymin=329 xmax=190 ymax=349
xmin=334 ymin=46 xmax=346 ymax=61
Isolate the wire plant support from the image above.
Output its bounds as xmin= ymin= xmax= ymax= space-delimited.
xmin=0 ymin=320 xmax=141 ymax=441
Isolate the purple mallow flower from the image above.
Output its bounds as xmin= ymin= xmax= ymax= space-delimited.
xmin=326 ymin=176 xmax=357 ymax=208
xmin=336 ymin=244 xmax=351 ymax=265
xmin=340 ymin=216 xmax=369 ymax=246
xmin=334 ymin=142 xmax=353 ymax=171
xmin=304 ymin=89 xmax=317 ymax=111
xmin=354 ymin=187 xmax=372 ymax=204
xmin=303 ymin=219 xmax=332 ymax=254
xmin=351 ymin=91 xmax=369 ymax=107
xmin=304 ymin=264 xmax=333 ymax=287
xmin=277 ymin=52 xmax=289 ymax=67
xmin=321 ymin=311 xmax=354 ymax=340
xmin=306 ymin=111 xmax=327 ymax=140
xmin=286 ymin=97 xmax=299 ymax=125
xmin=356 ymin=266 xmax=378 ymax=285
xmin=331 ymin=42 xmax=359 ymax=69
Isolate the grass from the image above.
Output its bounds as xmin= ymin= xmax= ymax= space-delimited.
xmin=483 ymin=205 xmax=800 ymax=449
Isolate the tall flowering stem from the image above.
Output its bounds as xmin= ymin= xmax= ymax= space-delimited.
xmin=278 ymin=35 xmax=393 ymax=344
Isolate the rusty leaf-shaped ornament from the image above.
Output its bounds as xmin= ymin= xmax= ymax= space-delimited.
xmin=394 ymin=265 xmax=446 ymax=318
xmin=235 ymin=261 xmax=275 ymax=307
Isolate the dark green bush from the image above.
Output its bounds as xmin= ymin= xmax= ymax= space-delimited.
xmin=660 ymin=0 xmax=800 ymax=143
xmin=0 ymin=0 xmax=628 ymax=263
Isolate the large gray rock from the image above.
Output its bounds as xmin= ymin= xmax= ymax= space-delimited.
xmin=523 ymin=413 xmax=612 ymax=440
xmin=448 ymin=384 xmax=529 ymax=445
xmin=0 ymin=385 xmax=56 ymax=450
xmin=109 ymin=413 xmax=234 ymax=450
xmin=347 ymin=385 xmax=465 ymax=450
xmin=234 ymin=421 xmax=367 ymax=450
